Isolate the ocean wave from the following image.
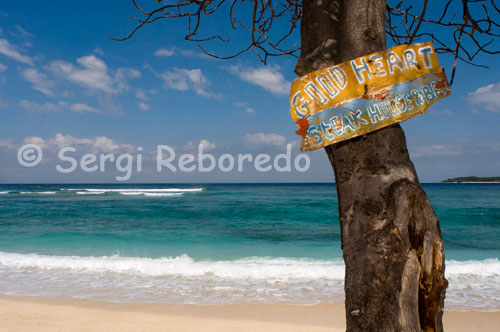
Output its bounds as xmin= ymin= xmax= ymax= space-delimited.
xmin=118 ymin=191 xmax=147 ymax=195
xmin=61 ymin=188 xmax=203 ymax=193
xmin=0 ymin=252 xmax=498 ymax=309
xmin=117 ymin=192 xmax=184 ymax=197
xmin=85 ymin=188 xmax=203 ymax=193
xmin=0 ymin=191 xmax=9 ymax=194
xmin=76 ymin=191 xmax=106 ymax=195
xmin=0 ymin=252 xmax=344 ymax=279
xmin=446 ymin=259 xmax=500 ymax=277
xmin=144 ymin=193 xmax=184 ymax=197
xmin=1 ymin=252 xmax=498 ymax=280
xmin=19 ymin=191 xmax=57 ymax=195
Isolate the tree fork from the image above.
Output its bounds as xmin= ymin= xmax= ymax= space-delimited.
xmin=295 ymin=1 xmax=448 ymax=331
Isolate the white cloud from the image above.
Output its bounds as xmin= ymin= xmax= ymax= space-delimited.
xmin=244 ymin=133 xmax=287 ymax=147
xmin=48 ymin=55 xmax=140 ymax=95
xmin=233 ymin=101 xmax=255 ymax=115
xmin=19 ymin=100 xmax=68 ymax=113
xmin=154 ymin=47 xmax=208 ymax=59
xmin=92 ymin=47 xmax=104 ymax=56
xmin=14 ymin=25 xmax=33 ymax=38
xmin=429 ymin=108 xmax=452 ymax=116
xmin=410 ymin=144 xmax=462 ymax=158
xmin=70 ymin=103 xmax=100 ymax=113
xmin=178 ymin=48 xmax=210 ymax=59
xmin=114 ymin=67 xmax=141 ymax=92
xmin=135 ymin=88 xmax=148 ymax=100
xmin=184 ymin=139 xmax=216 ymax=152
xmin=48 ymin=55 xmax=113 ymax=93
xmin=135 ymin=88 xmax=157 ymax=100
xmin=161 ymin=68 xmax=220 ymax=99
xmin=22 ymin=68 xmax=54 ymax=96
xmin=95 ymin=96 xmax=122 ymax=116
xmin=467 ymin=82 xmax=500 ymax=112
xmin=19 ymin=100 xmax=102 ymax=114
xmin=0 ymin=38 xmax=33 ymax=65
xmin=154 ymin=48 xmax=175 ymax=57
xmin=92 ymin=136 xmax=130 ymax=153
xmin=30 ymin=133 xmax=134 ymax=154
xmin=23 ymin=136 xmax=47 ymax=149
xmin=0 ymin=63 xmax=7 ymax=72
xmin=44 ymin=134 xmax=90 ymax=149
xmin=200 ymin=139 xmax=216 ymax=151
xmin=230 ymin=65 xmax=290 ymax=95
xmin=0 ymin=139 xmax=15 ymax=150
xmin=138 ymin=102 xmax=150 ymax=111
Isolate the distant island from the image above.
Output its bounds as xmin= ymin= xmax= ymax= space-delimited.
xmin=442 ymin=176 xmax=500 ymax=183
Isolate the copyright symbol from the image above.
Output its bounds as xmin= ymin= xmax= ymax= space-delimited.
xmin=18 ymin=144 xmax=43 ymax=167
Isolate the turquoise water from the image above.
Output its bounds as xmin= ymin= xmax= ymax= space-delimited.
xmin=0 ymin=183 xmax=499 ymax=310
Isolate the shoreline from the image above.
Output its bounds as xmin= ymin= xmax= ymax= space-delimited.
xmin=1 ymin=294 xmax=499 ymax=331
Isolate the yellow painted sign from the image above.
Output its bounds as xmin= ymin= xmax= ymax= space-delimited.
xmin=290 ymin=42 xmax=451 ymax=151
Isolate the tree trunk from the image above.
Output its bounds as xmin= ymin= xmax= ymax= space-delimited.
xmin=295 ymin=1 xmax=448 ymax=331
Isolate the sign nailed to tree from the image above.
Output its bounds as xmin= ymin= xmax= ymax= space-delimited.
xmin=290 ymin=42 xmax=451 ymax=152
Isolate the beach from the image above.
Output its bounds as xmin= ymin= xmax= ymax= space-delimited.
xmin=0 ymin=183 xmax=499 ymax=331
xmin=1 ymin=295 xmax=500 ymax=332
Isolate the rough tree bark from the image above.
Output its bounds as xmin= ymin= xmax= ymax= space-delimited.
xmin=295 ymin=1 xmax=448 ymax=331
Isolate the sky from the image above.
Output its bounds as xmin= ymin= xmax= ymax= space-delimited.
xmin=0 ymin=0 xmax=499 ymax=183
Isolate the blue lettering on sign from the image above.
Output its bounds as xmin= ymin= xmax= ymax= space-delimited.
xmin=367 ymin=104 xmax=384 ymax=124
xmin=370 ymin=54 xmax=387 ymax=77
xmin=403 ymin=49 xmax=418 ymax=69
xmin=292 ymin=91 xmax=310 ymax=118
xmin=330 ymin=116 xmax=344 ymax=136
xmin=387 ymin=51 xmax=405 ymax=74
xmin=320 ymin=122 xmax=335 ymax=140
xmin=305 ymin=82 xmax=328 ymax=104
xmin=307 ymin=125 xmax=323 ymax=145
xmin=342 ymin=114 xmax=356 ymax=133
xmin=303 ymin=72 xmax=449 ymax=146
xmin=418 ymin=46 xmax=434 ymax=69
xmin=351 ymin=57 xmax=373 ymax=84
xmin=395 ymin=95 xmax=407 ymax=113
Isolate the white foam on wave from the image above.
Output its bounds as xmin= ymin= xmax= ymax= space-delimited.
xmin=118 ymin=192 xmax=184 ymax=197
xmin=0 ymin=252 xmax=343 ymax=279
xmin=76 ymin=191 xmax=105 ymax=195
xmin=1 ymin=252 xmax=498 ymax=281
xmin=446 ymin=258 xmax=500 ymax=277
xmin=144 ymin=193 xmax=183 ymax=197
xmin=19 ymin=191 xmax=57 ymax=195
xmin=0 ymin=191 xmax=9 ymax=194
xmin=118 ymin=191 xmax=146 ymax=195
xmin=0 ymin=252 xmax=498 ymax=309
xmin=85 ymin=188 xmax=203 ymax=193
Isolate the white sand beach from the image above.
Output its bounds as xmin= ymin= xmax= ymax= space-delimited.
xmin=1 ymin=295 xmax=499 ymax=332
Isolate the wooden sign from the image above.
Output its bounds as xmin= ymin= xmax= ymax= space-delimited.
xmin=290 ymin=42 xmax=451 ymax=152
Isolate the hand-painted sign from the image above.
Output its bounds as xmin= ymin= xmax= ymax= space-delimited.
xmin=290 ymin=42 xmax=451 ymax=152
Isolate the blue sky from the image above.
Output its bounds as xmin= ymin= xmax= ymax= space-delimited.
xmin=0 ymin=0 xmax=499 ymax=183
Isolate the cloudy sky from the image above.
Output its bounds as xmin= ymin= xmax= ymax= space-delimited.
xmin=0 ymin=0 xmax=499 ymax=183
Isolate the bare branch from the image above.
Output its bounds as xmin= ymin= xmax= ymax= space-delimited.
xmin=387 ymin=0 xmax=500 ymax=85
xmin=111 ymin=0 xmax=302 ymax=64
xmin=113 ymin=0 xmax=499 ymax=81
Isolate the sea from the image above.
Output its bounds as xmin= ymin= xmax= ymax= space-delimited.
xmin=0 ymin=183 xmax=499 ymax=311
